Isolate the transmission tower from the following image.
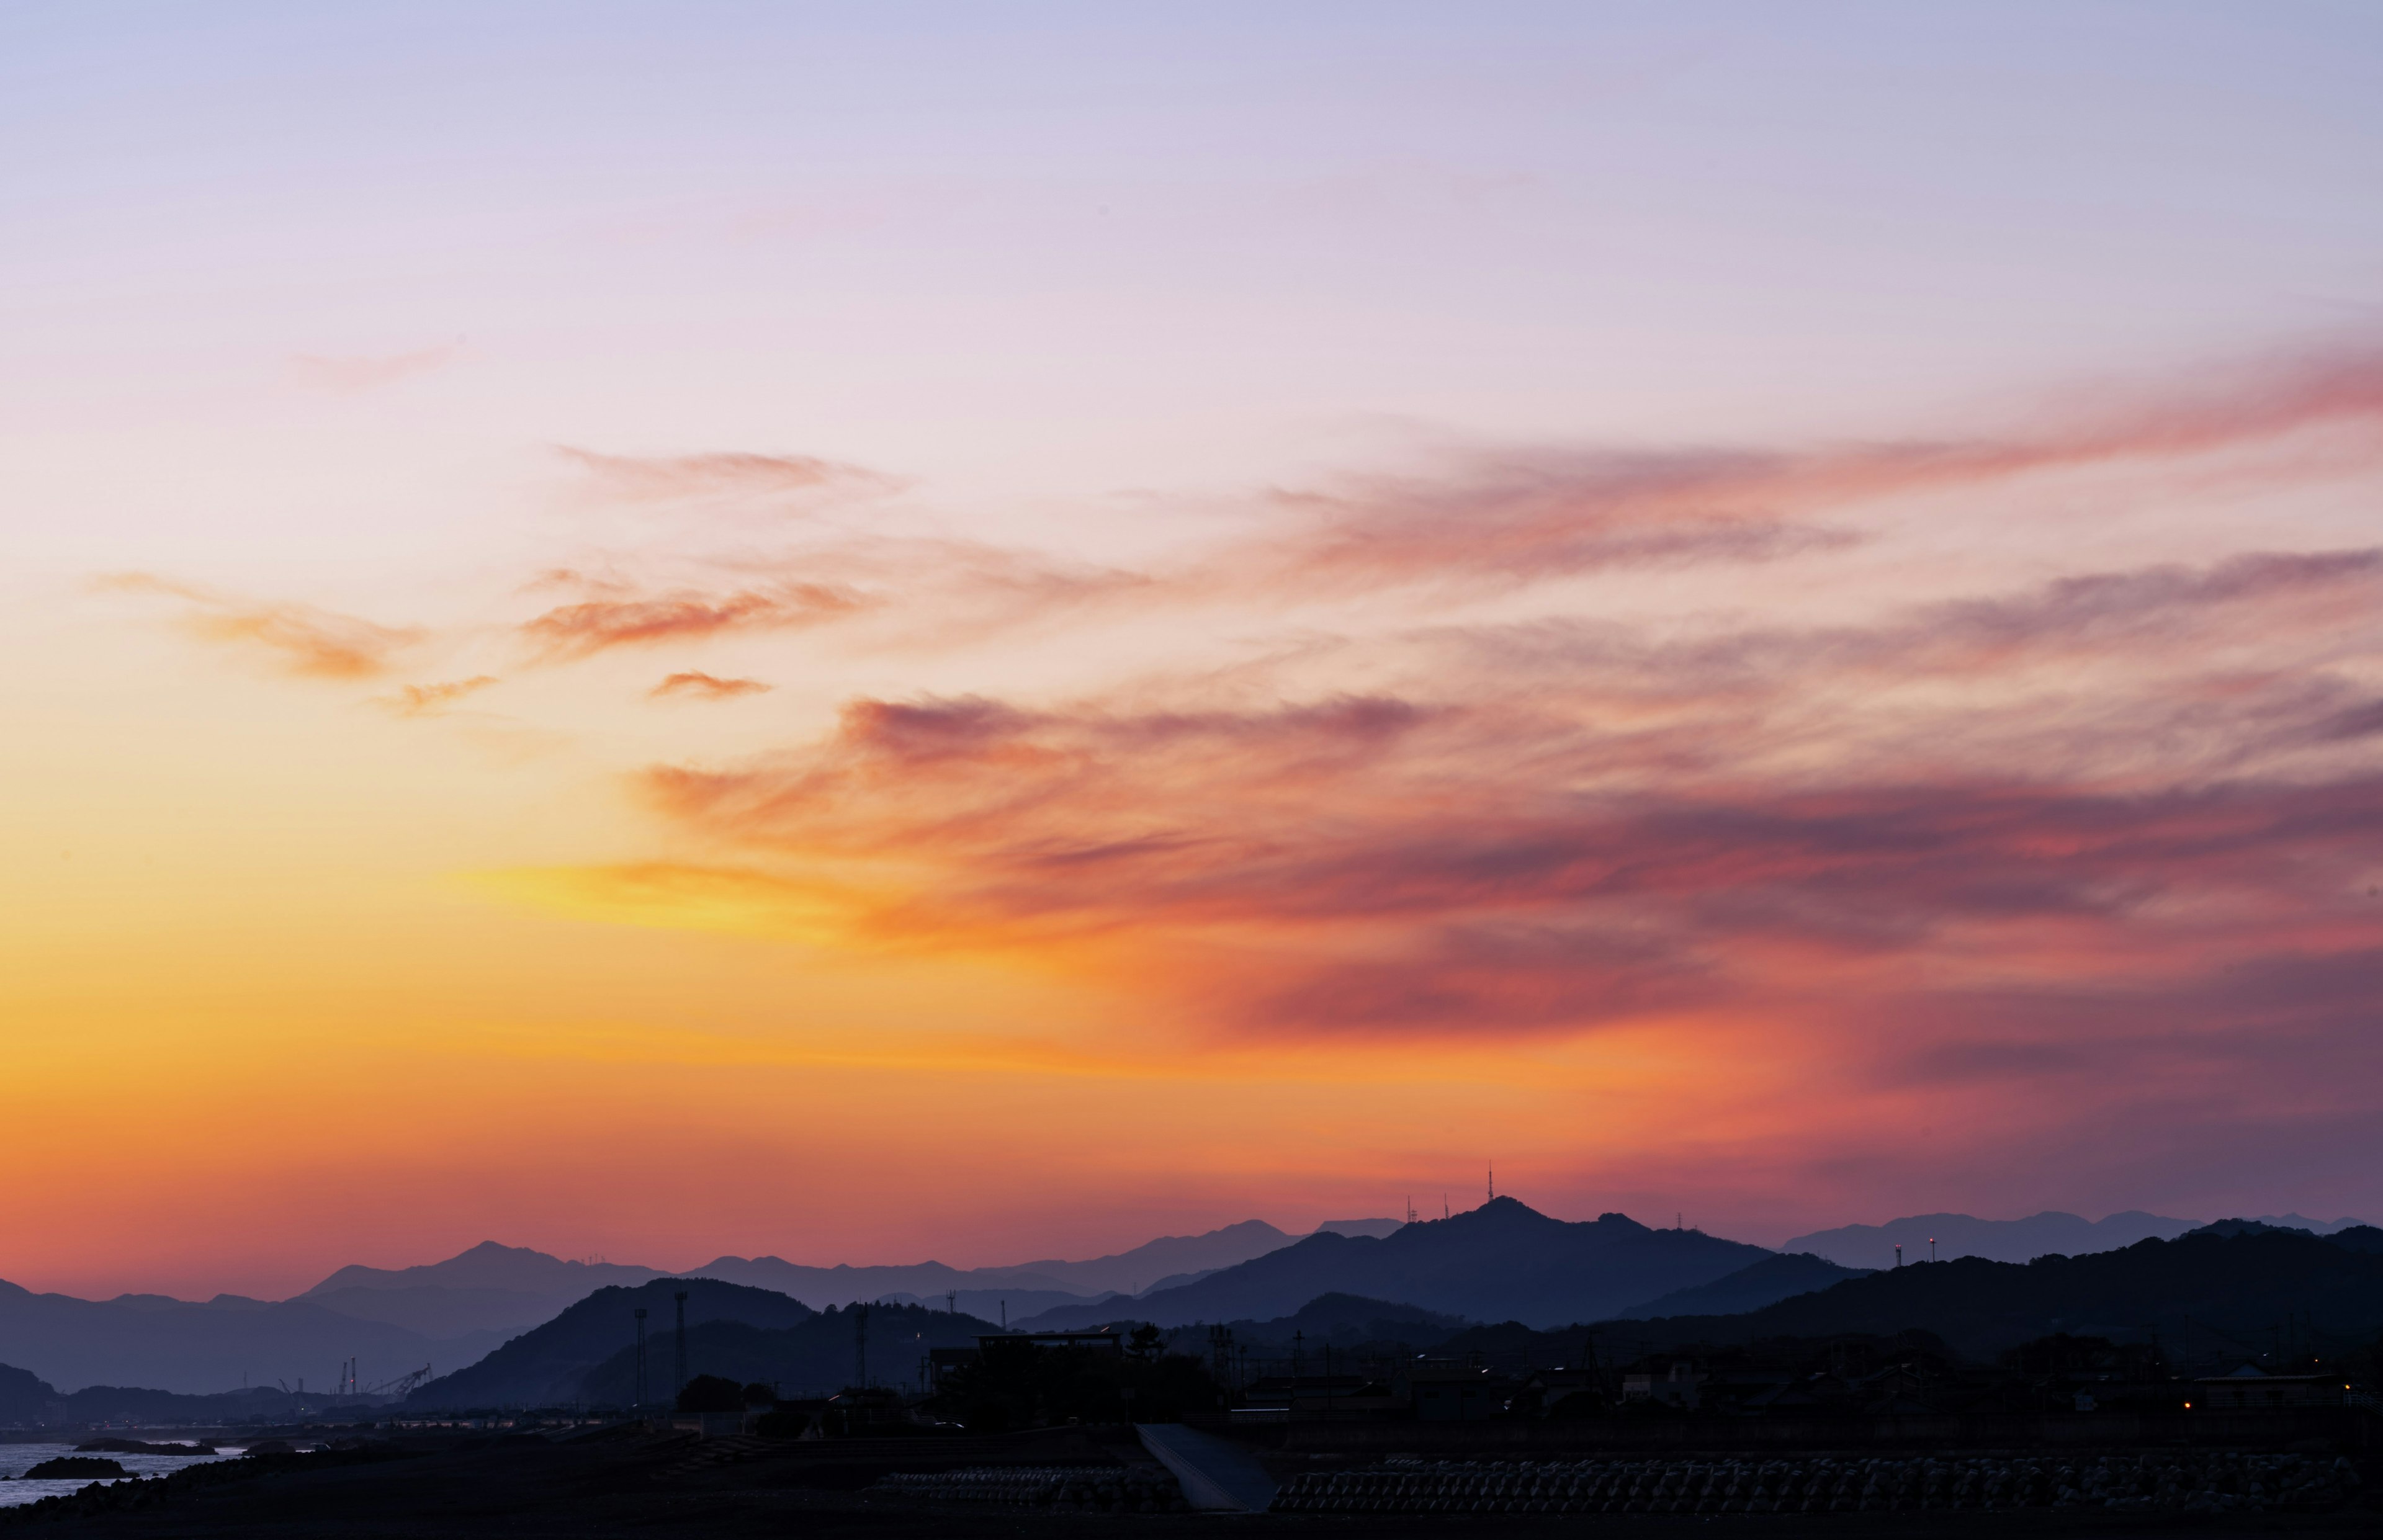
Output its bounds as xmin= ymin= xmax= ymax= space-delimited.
xmin=632 ymin=1308 xmax=650 ymax=1408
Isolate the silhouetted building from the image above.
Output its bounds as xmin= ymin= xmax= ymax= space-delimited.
xmin=1622 ymin=1361 xmax=1703 ymax=1410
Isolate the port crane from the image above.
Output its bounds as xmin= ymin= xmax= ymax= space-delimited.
xmin=363 ymin=1364 xmax=435 ymax=1398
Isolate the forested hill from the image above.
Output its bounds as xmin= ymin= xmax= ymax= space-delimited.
xmin=1021 ymin=1199 xmax=1770 ymax=1330
xmin=406 ymin=1278 xmax=815 ymax=1409
xmin=1610 ymin=1227 xmax=2383 ymax=1358
xmin=577 ymin=1302 xmax=1003 ymax=1402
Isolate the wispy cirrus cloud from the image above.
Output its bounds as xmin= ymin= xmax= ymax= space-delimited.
xmin=375 ymin=676 xmax=501 ymax=716
xmin=519 ymin=346 xmax=2383 ymax=662
xmin=521 ymin=581 xmax=871 ymax=660
xmin=1179 ymin=346 xmax=2383 ymax=600
xmin=288 ymin=344 xmax=462 ymax=395
xmin=97 ymin=573 xmax=423 ymax=679
xmin=609 ymin=535 xmax=2383 ymax=1041
xmin=650 ymin=671 xmax=773 ymax=701
xmin=557 ymin=446 xmax=904 ymax=507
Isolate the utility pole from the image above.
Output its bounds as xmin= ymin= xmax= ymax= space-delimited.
xmin=855 ymin=1304 xmax=871 ymax=1388
xmin=673 ymin=1291 xmax=689 ymax=1399
xmin=633 ymin=1308 xmax=650 ymax=1408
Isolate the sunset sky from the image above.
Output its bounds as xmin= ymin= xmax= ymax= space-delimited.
xmin=6 ymin=4 xmax=2382 ymax=1302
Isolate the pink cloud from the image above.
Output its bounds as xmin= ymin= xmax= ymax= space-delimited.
xmin=98 ymin=573 xmax=423 ymax=680
xmin=288 ymin=344 xmax=460 ymax=395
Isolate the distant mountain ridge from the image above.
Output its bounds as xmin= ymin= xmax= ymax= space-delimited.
xmin=300 ymin=1240 xmax=668 ymax=1299
xmin=1783 ymin=1211 xmax=2201 ymax=1269
xmin=1019 ymin=1199 xmax=1771 ymax=1330
xmin=687 ymin=1218 xmax=1303 ymax=1307
xmin=17 ymin=1204 xmax=2371 ymax=1401
xmin=1616 ymin=1227 xmax=2383 ymax=1358
xmin=0 ymin=1219 xmax=1326 ymax=1398
xmin=1617 ymin=1253 xmax=1872 ymax=1319
xmin=294 ymin=1241 xmax=671 ymax=1340
xmin=0 ymin=1277 xmax=497 ymax=1395
xmin=2194 ymin=1215 xmax=2376 ymax=1238
xmin=0 ymin=1363 xmax=347 ymax=1425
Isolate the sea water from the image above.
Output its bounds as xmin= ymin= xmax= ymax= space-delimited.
xmin=0 ymin=1442 xmax=251 ymax=1508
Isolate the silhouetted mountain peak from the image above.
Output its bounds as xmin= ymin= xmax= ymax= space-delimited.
xmin=2191 ymin=1217 xmax=2310 ymax=1239
xmin=1015 ymin=1197 xmax=1769 ymax=1330
xmin=406 ymin=1275 xmax=817 ymax=1408
xmin=1424 ymin=1196 xmax=1566 ymax=1235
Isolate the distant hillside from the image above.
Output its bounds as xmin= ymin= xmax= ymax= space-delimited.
xmin=578 ymin=1302 xmax=1001 ymax=1402
xmin=1221 ymin=1293 xmax=1469 ymax=1351
xmin=1783 ymin=1211 xmax=2197 ymax=1269
xmin=875 ymin=1289 xmax=1123 ymax=1325
xmin=1315 ymin=1219 xmax=1406 ymax=1240
xmin=2194 ymin=1219 xmax=2383 ymax=1250
xmin=688 ymin=1219 xmax=1301 ymax=1306
xmin=2237 ymin=1214 xmax=2375 ymax=1235
xmin=1615 ymin=1228 xmax=2383 ymax=1359
xmin=302 ymin=1240 xmax=667 ymax=1299
xmin=1616 ymin=1252 xmax=1871 ymax=1319
xmin=0 ymin=1363 xmax=346 ymax=1426
xmin=0 ymin=1362 xmax=53 ymax=1421
xmin=977 ymin=1219 xmax=1307 ymax=1296
xmin=1016 ymin=1199 xmax=1770 ymax=1330
xmin=300 ymin=1284 xmax=580 ymax=1340
xmin=0 ymin=1278 xmax=480 ymax=1395
xmin=405 ymin=1278 xmax=815 ymax=1408
xmin=274 ymin=1225 xmax=1293 ymax=1347
xmin=294 ymin=1241 xmax=669 ymax=1343
xmin=682 ymin=1257 xmax=1080 ymax=1309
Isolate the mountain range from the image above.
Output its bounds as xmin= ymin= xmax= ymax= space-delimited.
xmin=1016 ymin=1199 xmax=1772 ymax=1330
xmin=0 ymin=1276 xmax=497 ymax=1396
xmin=0 ymin=1221 xmax=1319 ymax=1396
xmin=1782 ymin=1209 xmax=2372 ymax=1269
xmin=683 ymin=1216 xmax=1309 ymax=1310
xmin=1612 ymin=1225 xmax=2383 ymax=1358
xmin=6 ymin=1202 xmax=2370 ymax=1402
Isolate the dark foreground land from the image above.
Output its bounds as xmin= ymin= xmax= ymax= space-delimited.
xmin=3 ymin=1428 xmax=2376 ymax=1540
